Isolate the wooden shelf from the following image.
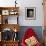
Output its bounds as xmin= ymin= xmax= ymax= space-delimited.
xmin=2 ymin=40 xmax=19 ymax=42
xmin=0 ymin=24 xmax=20 ymax=32
xmin=0 ymin=7 xmax=19 ymax=10
xmin=0 ymin=7 xmax=19 ymax=15
xmin=1 ymin=40 xmax=19 ymax=46
xmin=0 ymin=7 xmax=20 ymax=46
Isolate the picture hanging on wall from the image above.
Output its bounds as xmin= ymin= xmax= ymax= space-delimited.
xmin=25 ymin=7 xmax=36 ymax=20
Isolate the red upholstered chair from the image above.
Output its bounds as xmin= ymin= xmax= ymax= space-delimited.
xmin=21 ymin=28 xmax=41 ymax=46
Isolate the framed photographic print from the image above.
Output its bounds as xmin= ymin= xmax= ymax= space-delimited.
xmin=25 ymin=7 xmax=36 ymax=20
xmin=2 ymin=10 xmax=9 ymax=15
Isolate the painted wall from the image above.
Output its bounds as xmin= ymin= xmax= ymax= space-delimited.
xmin=0 ymin=0 xmax=44 ymax=26
xmin=0 ymin=0 xmax=44 ymax=45
xmin=18 ymin=0 xmax=44 ymax=26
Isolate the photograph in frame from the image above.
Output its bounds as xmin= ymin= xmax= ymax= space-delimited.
xmin=25 ymin=7 xmax=36 ymax=20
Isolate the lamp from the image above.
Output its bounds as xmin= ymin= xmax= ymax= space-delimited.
xmin=15 ymin=0 xmax=17 ymax=7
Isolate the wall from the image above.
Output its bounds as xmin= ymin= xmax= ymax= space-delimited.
xmin=0 ymin=0 xmax=44 ymax=26
xmin=18 ymin=0 xmax=44 ymax=26
xmin=0 ymin=0 xmax=44 ymax=45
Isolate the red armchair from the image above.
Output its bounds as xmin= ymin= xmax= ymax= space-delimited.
xmin=21 ymin=28 xmax=41 ymax=46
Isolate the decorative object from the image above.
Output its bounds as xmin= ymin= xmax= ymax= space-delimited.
xmin=2 ymin=10 xmax=9 ymax=15
xmin=25 ymin=7 xmax=36 ymax=20
xmin=9 ymin=10 xmax=18 ymax=15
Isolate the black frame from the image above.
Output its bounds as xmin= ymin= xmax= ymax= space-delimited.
xmin=25 ymin=7 xmax=36 ymax=20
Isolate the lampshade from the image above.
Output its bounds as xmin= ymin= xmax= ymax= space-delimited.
xmin=13 ymin=28 xmax=17 ymax=32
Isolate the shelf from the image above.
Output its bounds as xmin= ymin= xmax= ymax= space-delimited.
xmin=0 ymin=7 xmax=19 ymax=24
xmin=1 ymin=41 xmax=19 ymax=46
xmin=0 ymin=7 xmax=19 ymax=15
xmin=0 ymin=24 xmax=20 ymax=32
xmin=2 ymin=40 xmax=19 ymax=43
xmin=1 ymin=15 xmax=18 ymax=24
xmin=0 ymin=7 xmax=19 ymax=46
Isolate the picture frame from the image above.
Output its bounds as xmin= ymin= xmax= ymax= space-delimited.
xmin=2 ymin=10 xmax=9 ymax=15
xmin=25 ymin=7 xmax=36 ymax=20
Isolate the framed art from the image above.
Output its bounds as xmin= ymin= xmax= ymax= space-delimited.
xmin=25 ymin=7 xmax=36 ymax=20
xmin=2 ymin=10 xmax=9 ymax=15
